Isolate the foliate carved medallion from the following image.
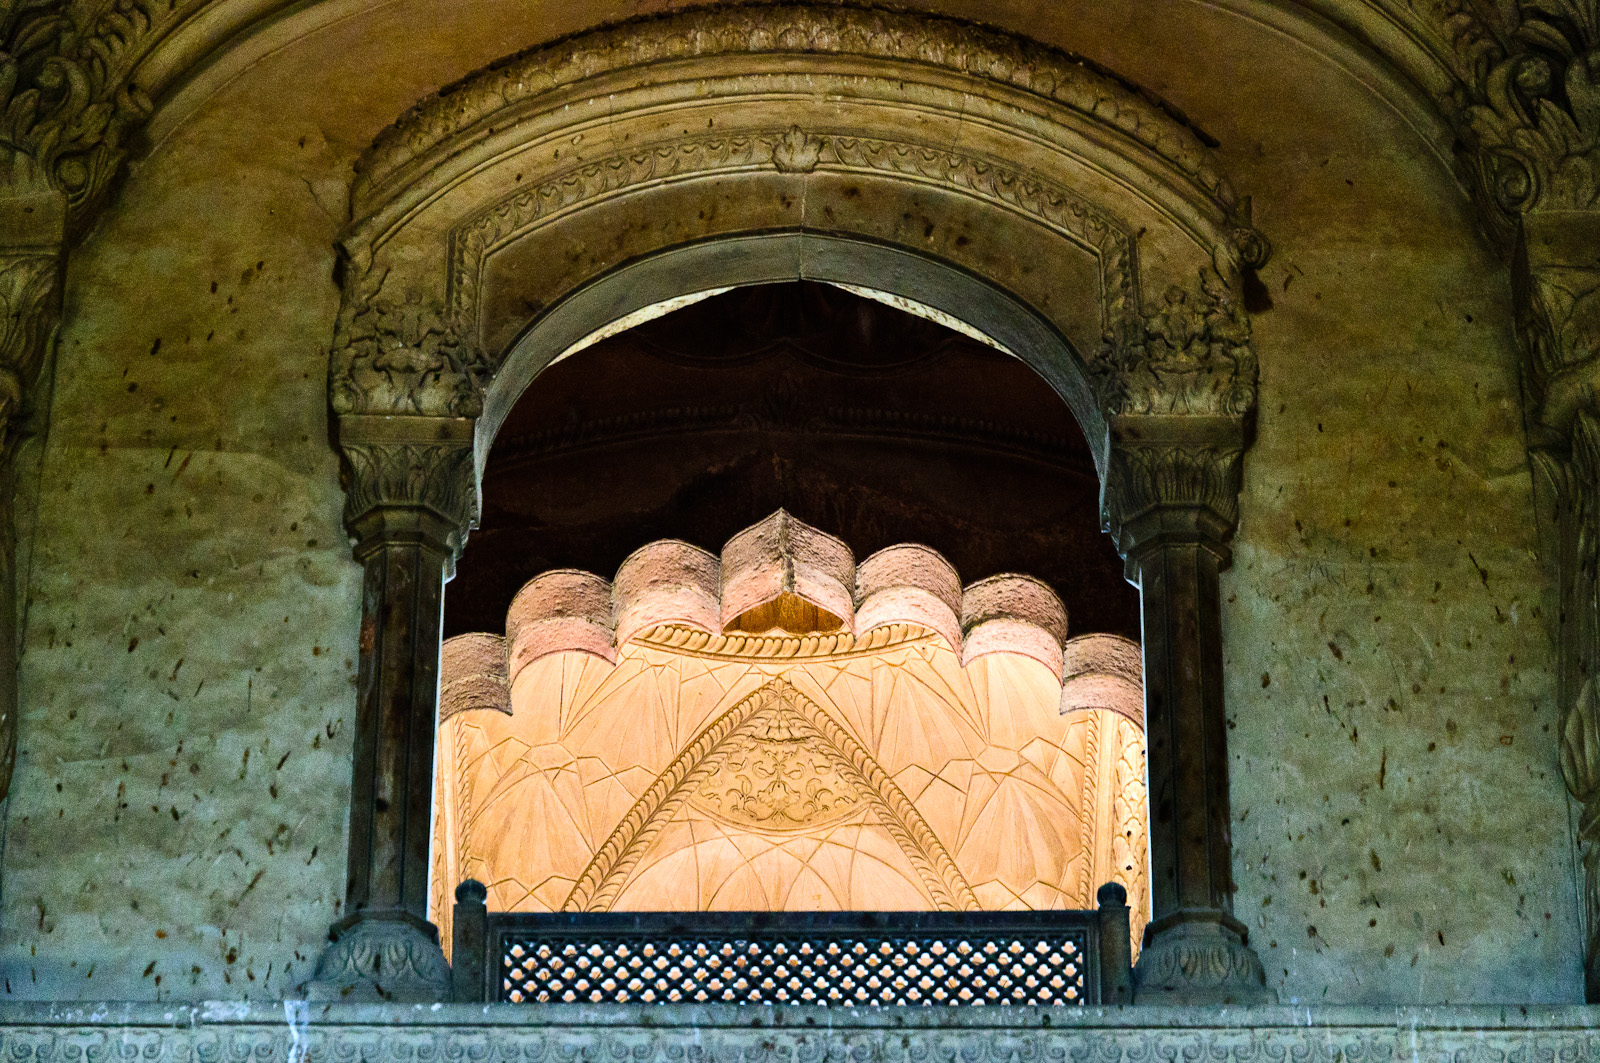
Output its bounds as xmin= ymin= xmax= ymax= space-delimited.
xmin=1462 ymin=6 xmax=1600 ymax=245
xmin=1528 ymin=265 xmax=1600 ymax=437
xmin=0 ymin=0 xmax=172 ymax=221
xmin=0 ymin=251 xmax=59 ymax=447
xmin=1096 ymin=267 xmax=1259 ymax=419
xmin=691 ymin=705 xmax=866 ymax=830
xmin=331 ymin=266 xmax=489 ymax=419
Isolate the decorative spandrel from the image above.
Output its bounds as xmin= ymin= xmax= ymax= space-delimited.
xmin=430 ymin=515 xmax=1149 ymax=959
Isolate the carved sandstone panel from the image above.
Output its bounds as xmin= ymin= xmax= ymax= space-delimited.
xmin=431 ymin=623 xmax=1148 ymax=959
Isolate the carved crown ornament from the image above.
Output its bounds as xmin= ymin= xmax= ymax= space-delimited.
xmin=442 ymin=510 xmax=1144 ymax=723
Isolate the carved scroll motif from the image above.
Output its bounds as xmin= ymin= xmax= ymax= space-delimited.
xmin=563 ymin=679 xmax=978 ymax=914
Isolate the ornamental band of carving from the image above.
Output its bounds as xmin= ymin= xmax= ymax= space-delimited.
xmin=446 ymin=128 xmax=1141 ymax=343
xmin=0 ymin=1005 xmax=1597 ymax=1061
xmin=353 ymin=4 xmax=1243 ymax=215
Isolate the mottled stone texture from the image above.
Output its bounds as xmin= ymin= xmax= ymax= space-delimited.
xmin=3 ymin=1000 xmax=1600 ymax=1059
xmin=1206 ymin=47 xmax=1581 ymax=1005
xmin=0 ymin=0 xmax=1582 ymax=1006
xmin=0 ymin=62 xmax=362 ymax=999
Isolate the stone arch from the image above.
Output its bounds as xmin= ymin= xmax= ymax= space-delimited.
xmin=315 ymin=3 xmax=1271 ymax=1006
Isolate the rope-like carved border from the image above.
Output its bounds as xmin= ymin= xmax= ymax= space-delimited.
xmin=632 ymin=622 xmax=935 ymax=661
xmin=562 ymin=678 xmax=977 ymax=912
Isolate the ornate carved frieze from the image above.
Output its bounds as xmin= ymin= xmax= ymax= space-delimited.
xmin=445 ymin=126 xmax=1145 ymax=358
xmin=355 ymin=5 xmax=1245 ymax=217
xmin=1462 ymin=3 xmax=1599 ymax=248
xmin=0 ymin=0 xmax=180 ymax=224
xmin=0 ymin=250 xmax=59 ymax=451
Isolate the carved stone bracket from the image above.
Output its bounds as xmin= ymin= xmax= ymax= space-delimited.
xmin=1095 ymin=267 xmax=1260 ymax=421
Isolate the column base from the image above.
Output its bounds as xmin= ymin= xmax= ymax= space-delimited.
xmin=303 ymin=909 xmax=452 ymax=1002
xmin=1134 ymin=910 xmax=1272 ymax=1005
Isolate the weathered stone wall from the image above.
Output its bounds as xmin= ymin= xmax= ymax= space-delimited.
xmin=0 ymin=0 xmax=1581 ymax=1003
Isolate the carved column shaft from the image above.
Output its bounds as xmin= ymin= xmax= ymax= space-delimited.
xmin=1133 ymin=525 xmax=1232 ymax=917
xmin=1105 ymin=416 xmax=1267 ymax=1004
xmin=346 ymin=508 xmax=454 ymax=917
xmin=309 ymin=414 xmax=476 ymax=1001
xmin=0 ymin=194 xmax=65 ymax=805
xmin=1512 ymin=207 xmax=1600 ymax=999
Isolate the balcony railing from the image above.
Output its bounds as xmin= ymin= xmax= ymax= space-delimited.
xmin=449 ymin=881 xmax=1133 ymax=1006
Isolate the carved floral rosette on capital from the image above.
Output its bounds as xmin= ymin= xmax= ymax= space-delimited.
xmin=329 ymin=259 xmax=487 ymax=550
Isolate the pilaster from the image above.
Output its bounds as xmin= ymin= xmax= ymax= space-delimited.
xmin=1103 ymin=416 xmax=1268 ymax=1005
xmin=309 ymin=272 xmax=485 ymax=1000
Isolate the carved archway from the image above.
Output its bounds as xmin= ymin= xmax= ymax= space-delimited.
xmin=318 ymin=3 xmax=1269 ymax=1005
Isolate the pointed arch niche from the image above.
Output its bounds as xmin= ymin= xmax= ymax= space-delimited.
xmin=432 ymin=511 xmax=1149 ymax=958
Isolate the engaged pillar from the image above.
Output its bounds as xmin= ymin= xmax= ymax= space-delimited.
xmin=307 ymin=413 xmax=476 ymax=1001
xmin=1105 ymin=414 xmax=1269 ymax=1004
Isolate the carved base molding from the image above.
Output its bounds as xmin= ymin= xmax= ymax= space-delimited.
xmin=303 ymin=909 xmax=452 ymax=1003
xmin=1 ymin=1001 xmax=1598 ymax=1060
xmin=1133 ymin=913 xmax=1271 ymax=1005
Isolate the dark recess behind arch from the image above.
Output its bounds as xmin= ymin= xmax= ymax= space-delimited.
xmin=444 ymin=282 xmax=1137 ymax=640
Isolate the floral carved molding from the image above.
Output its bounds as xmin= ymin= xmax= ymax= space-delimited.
xmin=327 ymin=4 xmax=1277 ymax=555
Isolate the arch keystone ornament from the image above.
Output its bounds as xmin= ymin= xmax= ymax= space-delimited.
xmin=324 ymin=3 xmax=1271 ymax=1004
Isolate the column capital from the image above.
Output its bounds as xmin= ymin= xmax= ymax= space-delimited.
xmin=1101 ymin=415 xmax=1247 ymax=561
xmin=336 ymin=414 xmax=478 ymax=558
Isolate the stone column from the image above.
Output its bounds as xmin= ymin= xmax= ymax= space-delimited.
xmin=307 ymin=414 xmax=477 ymax=1001
xmin=1517 ymin=211 xmax=1600 ymax=999
xmin=0 ymin=194 xmax=65 ymax=807
xmin=1105 ymin=414 xmax=1269 ymax=1004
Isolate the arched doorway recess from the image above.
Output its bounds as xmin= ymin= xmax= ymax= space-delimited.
xmin=319 ymin=4 xmax=1270 ymax=1006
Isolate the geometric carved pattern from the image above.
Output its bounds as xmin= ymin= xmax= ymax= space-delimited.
xmin=498 ymin=916 xmax=1088 ymax=1005
xmin=432 ymin=622 xmax=1149 ymax=959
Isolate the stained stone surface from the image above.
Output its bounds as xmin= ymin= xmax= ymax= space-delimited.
xmin=1 ymin=1000 xmax=1600 ymax=1060
xmin=0 ymin=0 xmax=1582 ymax=1005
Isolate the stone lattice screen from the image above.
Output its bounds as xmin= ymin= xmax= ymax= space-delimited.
xmin=432 ymin=513 xmax=1148 ymax=956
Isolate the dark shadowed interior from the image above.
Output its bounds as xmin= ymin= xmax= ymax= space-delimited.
xmin=445 ymin=281 xmax=1137 ymax=640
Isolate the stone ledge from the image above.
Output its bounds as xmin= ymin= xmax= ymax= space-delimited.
xmin=0 ymin=1002 xmax=1597 ymax=1060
